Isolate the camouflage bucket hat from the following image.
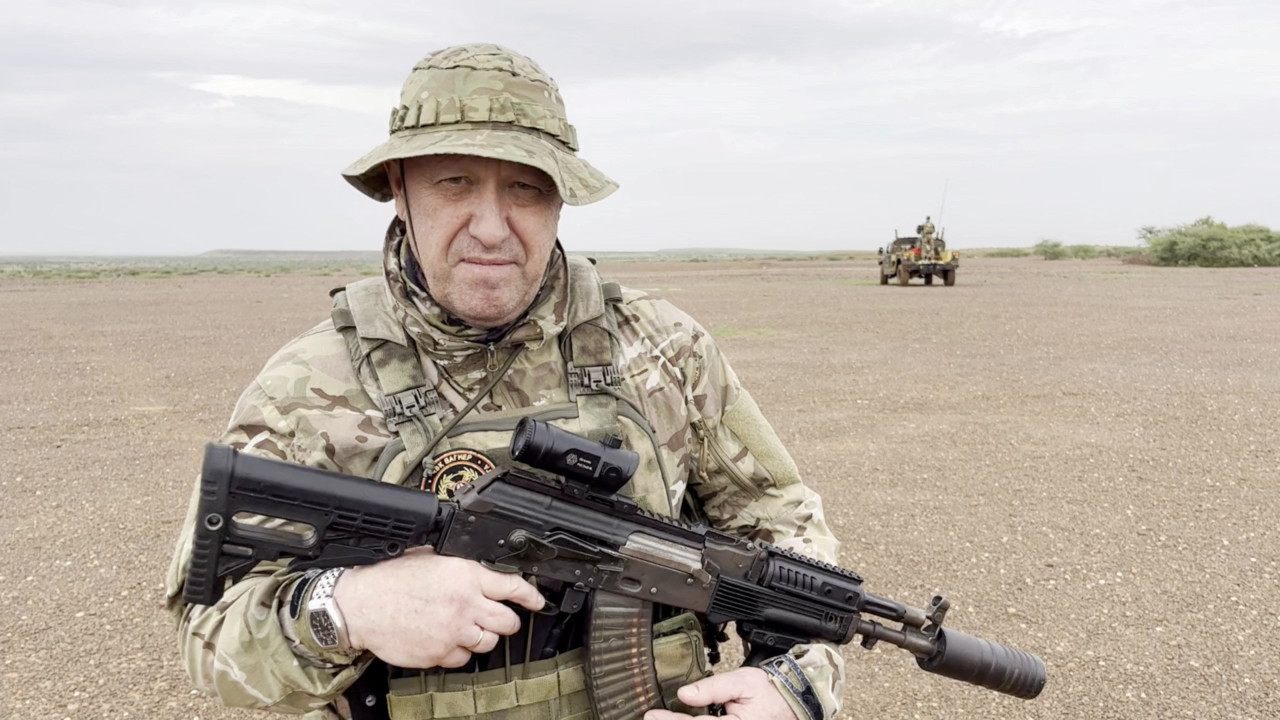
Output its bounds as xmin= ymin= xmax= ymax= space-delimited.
xmin=342 ymin=44 xmax=617 ymax=206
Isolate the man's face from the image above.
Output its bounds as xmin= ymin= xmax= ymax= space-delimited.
xmin=387 ymin=155 xmax=563 ymax=329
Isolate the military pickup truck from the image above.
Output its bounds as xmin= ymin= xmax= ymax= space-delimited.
xmin=878 ymin=231 xmax=959 ymax=286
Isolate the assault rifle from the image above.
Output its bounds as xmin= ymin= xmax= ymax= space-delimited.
xmin=185 ymin=418 xmax=1045 ymax=718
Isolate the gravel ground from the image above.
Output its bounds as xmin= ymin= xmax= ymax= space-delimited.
xmin=2 ymin=257 xmax=1277 ymax=720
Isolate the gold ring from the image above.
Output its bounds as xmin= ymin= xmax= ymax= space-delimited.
xmin=467 ymin=627 xmax=486 ymax=650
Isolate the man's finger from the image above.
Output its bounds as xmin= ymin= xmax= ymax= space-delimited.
xmin=676 ymin=670 xmax=756 ymax=707
xmin=437 ymin=646 xmax=472 ymax=669
xmin=478 ymin=570 xmax=545 ymax=611
xmin=468 ymin=627 xmax=499 ymax=655
xmin=474 ymin=598 xmax=523 ymax=636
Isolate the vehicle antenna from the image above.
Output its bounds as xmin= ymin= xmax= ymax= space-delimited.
xmin=937 ymin=180 xmax=949 ymax=228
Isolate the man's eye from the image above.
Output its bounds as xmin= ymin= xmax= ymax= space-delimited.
xmin=513 ymin=181 xmax=547 ymax=194
xmin=438 ymin=176 xmax=470 ymax=186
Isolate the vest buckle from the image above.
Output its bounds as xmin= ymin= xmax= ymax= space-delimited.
xmin=382 ymin=386 xmax=442 ymax=428
xmin=567 ymin=363 xmax=621 ymax=399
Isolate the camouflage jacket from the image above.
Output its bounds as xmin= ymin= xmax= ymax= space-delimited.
xmin=166 ymin=221 xmax=846 ymax=718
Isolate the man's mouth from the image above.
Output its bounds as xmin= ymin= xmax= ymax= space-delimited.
xmin=461 ymin=258 xmax=516 ymax=266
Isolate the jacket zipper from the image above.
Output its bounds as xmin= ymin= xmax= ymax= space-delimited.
xmin=691 ymin=418 xmax=763 ymax=500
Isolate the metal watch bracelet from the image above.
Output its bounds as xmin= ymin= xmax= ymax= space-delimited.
xmin=305 ymin=567 xmax=354 ymax=654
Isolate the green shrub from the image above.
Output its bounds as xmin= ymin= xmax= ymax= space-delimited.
xmin=1140 ymin=217 xmax=1280 ymax=267
xmin=1066 ymin=244 xmax=1100 ymax=260
xmin=984 ymin=248 xmax=1031 ymax=258
xmin=1032 ymin=240 xmax=1067 ymax=260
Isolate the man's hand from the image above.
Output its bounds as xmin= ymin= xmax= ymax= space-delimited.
xmin=333 ymin=546 xmax=545 ymax=669
xmin=643 ymin=667 xmax=801 ymax=720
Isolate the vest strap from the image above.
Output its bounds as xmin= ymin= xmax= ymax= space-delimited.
xmin=561 ymin=256 xmax=624 ymax=443
xmin=332 ymin=279 xmax=445 ymax=485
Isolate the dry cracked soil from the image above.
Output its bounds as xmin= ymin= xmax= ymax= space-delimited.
xmin=2 ymin=257 xmax=1277 ymax=719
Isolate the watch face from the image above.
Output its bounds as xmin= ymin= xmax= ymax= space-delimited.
xmin=309 ymin=610 xmax=339 ymax=648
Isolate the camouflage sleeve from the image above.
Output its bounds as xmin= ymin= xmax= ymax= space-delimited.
xmin=164 ymin=324 xmax=377 ymax=713
xmin=679 ymin=314 xmax=847 ymax=719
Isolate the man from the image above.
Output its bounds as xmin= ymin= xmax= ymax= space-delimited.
xmin=167 ymin=44 xmax=845 ymax=720
xmin=919 ymin=216 xmax=936 ymax=258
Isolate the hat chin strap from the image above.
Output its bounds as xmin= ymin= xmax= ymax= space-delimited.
xmin=398 ymin=159 xmax=447 ymax=316
xmin=399 ymin=159 xmax=440 ymax=305
xmin=399 ymin=159 xmax=421 ymax=258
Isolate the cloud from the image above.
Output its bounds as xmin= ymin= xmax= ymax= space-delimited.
xmin=1 ymin=0 xmax=1278 ymax=254
xmin=180 ymin=74 xmax=396 ymax=115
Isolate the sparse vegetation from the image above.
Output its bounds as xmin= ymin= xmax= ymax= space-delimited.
xmin=1097 ymin=246 xmax=1144 ymax=260
xmin=0 ymin=248 xmax=880 ymax=279
xmin=0 ymin=254 xmax=383 ymax=280
xmin=1032 ymin=240 xmax=1068 ymax=260
xmin=982 ymin=248 xmax=1031 ymax=258
xmin=1028 ymin=241 xmax=1146 ymax=262
xmin=1066 ymin=244 xmax=1100 ymax=260
xmin=1140 ymin=217 xmax=1280 ymax=267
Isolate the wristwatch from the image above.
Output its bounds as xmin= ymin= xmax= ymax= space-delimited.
xmin=305 ymin=568 xmax=354 ymax=654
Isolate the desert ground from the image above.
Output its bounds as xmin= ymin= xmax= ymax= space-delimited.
xmin=2 ymin=256 xmax=1277 ymax=719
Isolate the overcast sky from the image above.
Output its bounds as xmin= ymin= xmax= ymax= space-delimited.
xmin=2 ymin=0 xmax=1277 ymax=255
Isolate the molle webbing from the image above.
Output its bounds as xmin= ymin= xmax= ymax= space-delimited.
xmin=386 ymin=649 xmax=589 ymax=719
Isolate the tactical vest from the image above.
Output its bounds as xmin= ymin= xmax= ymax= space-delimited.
xmin=328 ymin=256 xmax=709 ymax=720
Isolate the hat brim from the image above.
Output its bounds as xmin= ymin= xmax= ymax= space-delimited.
xmin=341 ymin=125 xmax=617 ymax=207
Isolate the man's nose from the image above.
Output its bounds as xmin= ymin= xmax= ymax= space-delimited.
xmin=467 ymin=184 xmax=511 ymax=248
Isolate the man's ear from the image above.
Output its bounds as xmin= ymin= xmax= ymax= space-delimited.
xmin=385 ymin=160 xmax=407 ymax=221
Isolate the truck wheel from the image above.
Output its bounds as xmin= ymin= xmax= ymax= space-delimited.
xmin=879 ymin=268 xmax=889 ymax=285
xmin=897 ymin=265 xmax=910 ymax=285
xmin=924 ymin=274 xmax=934 ymax=285
xmin=944 ymin=269 xmax=957 ymax=286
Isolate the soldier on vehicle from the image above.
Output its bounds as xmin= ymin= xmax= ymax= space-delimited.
xmin=166 ymin=44 xmax=845 ymax=720
xmin=920 ymin=216 xmax=936 ymax=257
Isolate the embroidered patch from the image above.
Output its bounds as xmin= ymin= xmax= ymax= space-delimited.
xmin=423 ymin=449 xmax=496 ymax=499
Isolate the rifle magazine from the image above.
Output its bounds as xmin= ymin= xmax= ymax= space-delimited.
xmin=584 ymin=591 xmax=662 ymax=720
